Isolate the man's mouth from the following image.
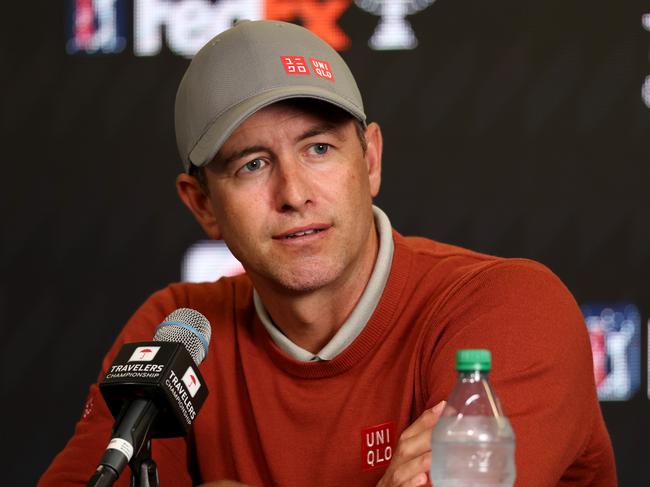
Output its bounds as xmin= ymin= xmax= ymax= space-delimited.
xmin=274 ymin=225 xmax=330 ymax=240
xmin=283 ymin=228 xmax=324 ymax=239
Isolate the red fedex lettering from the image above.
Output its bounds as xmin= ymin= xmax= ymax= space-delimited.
xmin=266 ymin=0 xmax=351 ymax=50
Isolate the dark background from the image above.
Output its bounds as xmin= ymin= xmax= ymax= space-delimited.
xmin=2 ymin=0 xmax=649 ymax=485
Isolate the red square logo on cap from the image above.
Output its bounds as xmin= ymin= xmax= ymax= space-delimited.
xmin=309 ymin=58 xmax=334 ymax=81
xmin=281 ymin=56 xmax=309 ymax=75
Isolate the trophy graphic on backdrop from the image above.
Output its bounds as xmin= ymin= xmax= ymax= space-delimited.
xmin=355 ymin=0 xmax=435 ymax=50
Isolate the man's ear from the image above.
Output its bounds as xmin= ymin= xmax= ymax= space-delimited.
xmin=363 ymin=122 xmax=383 ymax=198
xmin=176 ymin=173 xmax=222 ymax=240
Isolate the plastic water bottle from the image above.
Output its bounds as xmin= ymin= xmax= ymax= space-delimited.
xmin=429 ymin=349 xmax=516 ymax=487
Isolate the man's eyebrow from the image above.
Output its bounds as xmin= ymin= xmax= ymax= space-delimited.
xmin=296 ymin=122 xmax=345 ymax=142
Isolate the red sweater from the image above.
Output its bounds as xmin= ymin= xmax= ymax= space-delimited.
xmin=39 ymin=232 xmax=616 ymax=486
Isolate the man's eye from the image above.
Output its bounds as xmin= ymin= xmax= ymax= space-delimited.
xmin=241 ymin=158 xmax=264 ymax=173
xmin=312 ymin=143 xmax=330 ymax=155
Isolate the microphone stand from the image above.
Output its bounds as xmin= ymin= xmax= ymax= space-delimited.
xmin=129 ymin=438 xmax=159 ymax=487
xmin=87 ymin=399 xmax=159 ymax=487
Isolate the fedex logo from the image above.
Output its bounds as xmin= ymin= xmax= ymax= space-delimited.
xmin=67 ymin=0 xmax=437 ymax=56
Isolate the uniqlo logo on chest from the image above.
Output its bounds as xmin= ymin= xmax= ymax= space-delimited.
xmin=310 ymin=58 xmax=334 ymax=80
xmin=361 ymin=421 xmax=394 ymax=471
xmin=182 ymin=366 xmax=201 ymax=397
xmin=281 ymin=56 xmax=309 ymax=75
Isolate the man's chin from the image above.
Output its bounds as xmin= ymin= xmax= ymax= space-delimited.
xmin=275 ymin=274 xmax=335 ymax=294
xmin=264 ymin=265 xmax=341 ymax=295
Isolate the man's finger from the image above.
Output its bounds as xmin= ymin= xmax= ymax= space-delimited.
xmin=408 ymin=473 xmax=429 ymax=487
xmin=399 ymin=401 xmax=446 ymax=441
xmin=393 ymin=426 xmax=438 ymax=464
xmin=384 ymin=451 xmax=432 ymax=487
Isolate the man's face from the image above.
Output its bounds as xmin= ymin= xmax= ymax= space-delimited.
xmin=193 ymin=101 xmax=382 ymax=295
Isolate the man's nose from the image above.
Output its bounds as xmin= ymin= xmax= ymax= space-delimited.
xmin=272 ymin=156 xmax=313 ymax=212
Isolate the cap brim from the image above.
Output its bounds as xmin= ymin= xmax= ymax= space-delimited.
xmin=187 ymin=86 xmax=366 ymax=169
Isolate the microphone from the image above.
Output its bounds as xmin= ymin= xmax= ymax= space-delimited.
xmin=87 ymin=308 xmax=212 ymax=487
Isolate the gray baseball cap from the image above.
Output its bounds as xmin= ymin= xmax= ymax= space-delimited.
xmin=175 ymin=20 xmax=366 ymax=172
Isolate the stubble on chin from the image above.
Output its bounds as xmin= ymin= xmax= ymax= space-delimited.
xmin=259 ymin=255 xmax=345 ymax=294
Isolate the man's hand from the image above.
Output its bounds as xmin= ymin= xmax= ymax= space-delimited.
xmin=376 ymin=401 xmax=446 ymax=487
xmin=198 ymin=403 xmax=445 ymax=487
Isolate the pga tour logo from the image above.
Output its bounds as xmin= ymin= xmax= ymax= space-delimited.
xmin=128 ymin=346 xmax=161 ymax=362
xmin=66 ymin=0 xmax=128 ymax=54
xmin=182 ymin=366 xmax=201 ymax=397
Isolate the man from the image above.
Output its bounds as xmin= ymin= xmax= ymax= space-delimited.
xmin=40 ymin=20 xmax=616 ymax=487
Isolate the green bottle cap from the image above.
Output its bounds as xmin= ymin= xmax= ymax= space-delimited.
xmin=456 ymin=349 xmax=491 ymax=371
